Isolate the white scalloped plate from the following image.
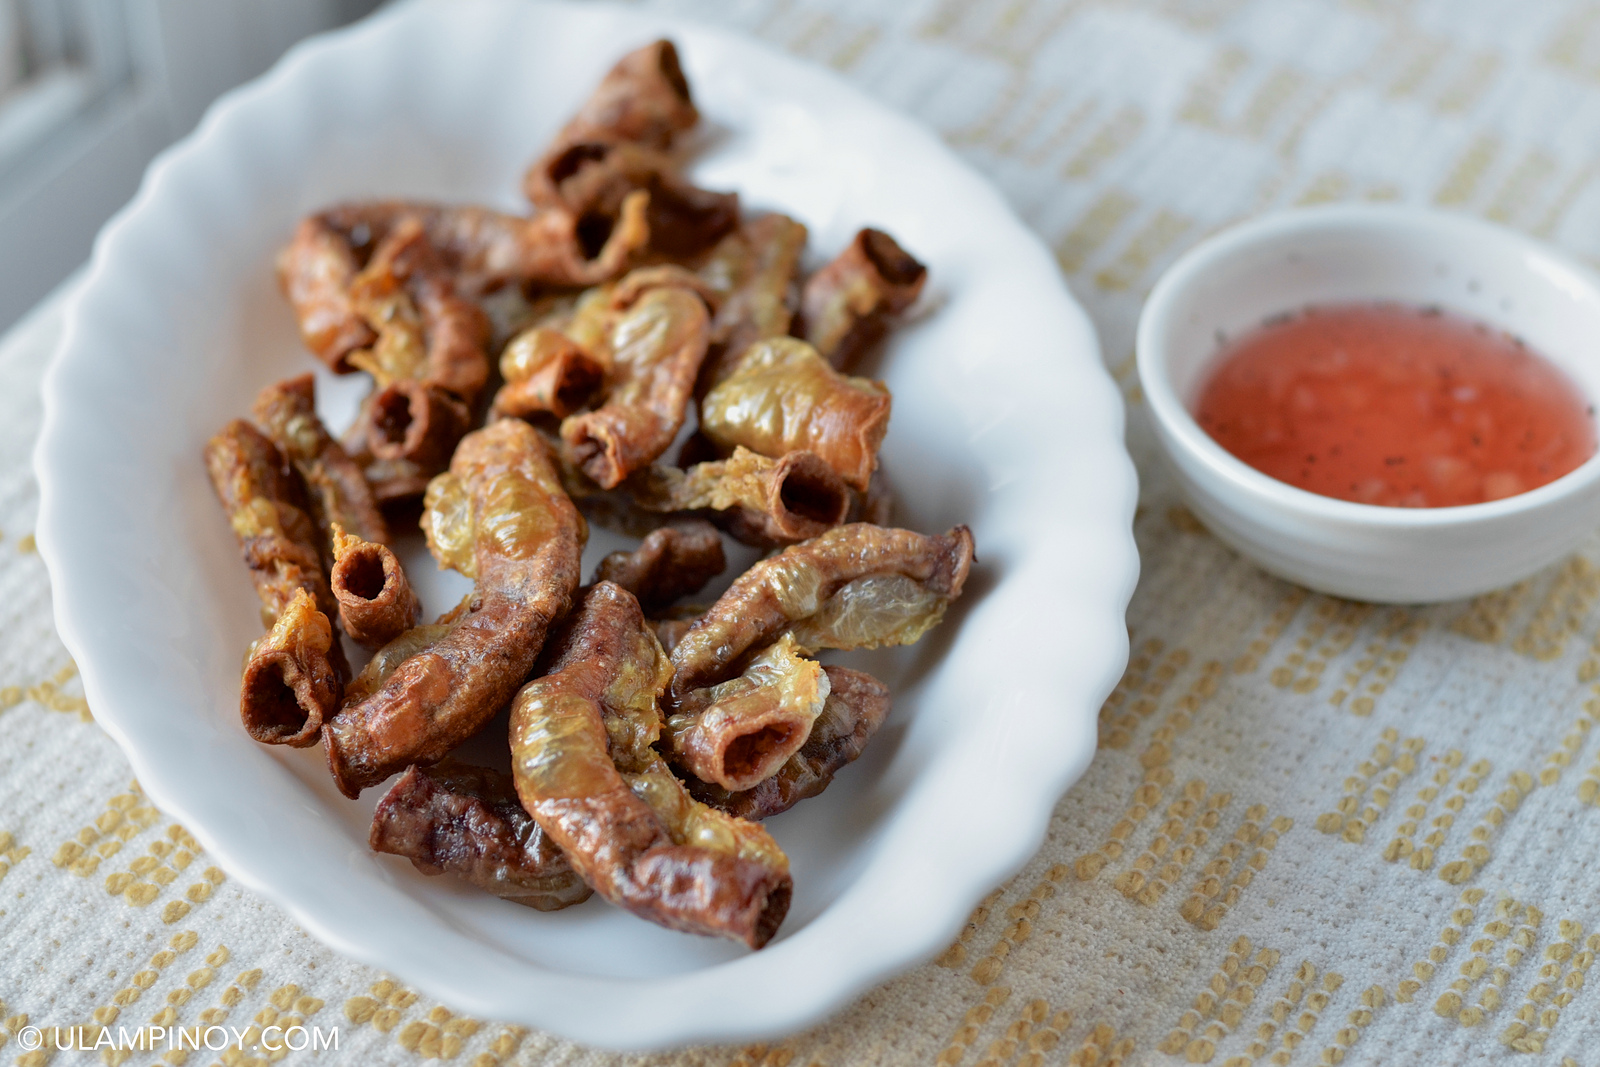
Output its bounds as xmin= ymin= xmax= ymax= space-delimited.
xmin=34 ymin=0 xmax=1136 ymax=1049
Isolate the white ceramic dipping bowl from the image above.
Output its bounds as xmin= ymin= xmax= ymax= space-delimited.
xmin=1138 ymin=204 xmax=1600 ymax=604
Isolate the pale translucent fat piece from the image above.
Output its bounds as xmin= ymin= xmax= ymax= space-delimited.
xmin=786 ymin=572 xmax=949 ymax=652
xmin=623 ymin=758 xmax=790 ymax=873
xmin=698 ymin=337 xmax=890 ymax=491
xmin=422 ymin=471 xmax=475 ymax=577
xmin=421 ymin=443 xmax=576 ymax=578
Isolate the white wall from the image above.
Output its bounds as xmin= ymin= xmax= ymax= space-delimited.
xmin=0 ymin=0 xmax=382 ymax=331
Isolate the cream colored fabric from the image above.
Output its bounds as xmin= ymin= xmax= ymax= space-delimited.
xmin=7 ymin=0 xmax=1600 ymax=1063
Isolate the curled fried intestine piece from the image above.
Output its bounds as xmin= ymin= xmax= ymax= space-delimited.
xmin=239 ymin=588 xmax=343 ymax=747
xmin=798 ymin=227 xmax=927 ymax=370
xmin=528 ymin=141 xmax=737 ymax=260
xmin=278 ymin=214 xmax=491 ymax=390
xmin=251 ymin=374 xmax=389 ymax=552
xmin=331 ymin=525 xmax=421 ymax=650
xmin=521 ymin=39 xmax=702 ymax=224
xmin=553 ymin=40 xmax=699 ymax=153
xmin=688 ymin=665 xmax=890 ymax=821
xmin=362 ymin=380 xmax=473 ymax=475
xmin=629 ymin=446 xmax=850 ymax=548
xmin=559 ymin=271 xmax=711 ymax=489
xmin=509 ymin=582 xmax=791 ymax=948
xmin=346 ymin=216 xmax=492 ymax=398
xmin=491 ymin=328 xmax=604 ymax=420
xmin=591 ymin=518 xmax=725 ymax=614
xmin=203 ymin=419 xmax=339 ymax=627
xmin=323 ymin=419 xmax=585 ymax=798
xmin=697 ymin=213 xmax=809 ymax=392
xmin=698 ymin=337 xmax=891 ymax=492
xmin=370 ymin=761 xmax=591 ymax=912
xmin=313 ymin=193 xmax=651 ymax=299
xmin=670 ymin=522 xmax=974 ymax=700
xmin=664 ymin=634 xmax=829 ymax=793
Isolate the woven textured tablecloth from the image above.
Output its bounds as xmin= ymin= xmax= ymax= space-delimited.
xmin=11 ymin=0 xmax=1600 ymax=1063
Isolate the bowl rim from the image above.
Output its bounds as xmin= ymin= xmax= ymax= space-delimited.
xmin=30 ymin=0 xmax=1139 ymax=1049
xmin=1137 ymin=202 xmax=1600 ymax=528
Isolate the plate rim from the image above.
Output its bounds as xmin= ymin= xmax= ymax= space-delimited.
xmin=33 ymin=0 xmax=1139 ymax=1048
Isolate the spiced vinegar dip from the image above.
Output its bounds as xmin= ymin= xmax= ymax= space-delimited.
xmin=1194 ymin=302 xmax=1597 ymax=508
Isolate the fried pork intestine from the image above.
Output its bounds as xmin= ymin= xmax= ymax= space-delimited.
xmin=698 ymin=337 xmax=891 ymax=492
xmin=798 ymin=227 xmax=927 ymax=369
xmin=523 ymin=41 xmax=736 ymax=260
xmin=696 ymin=212 xmax=808 ymax=391
xmin=279 ymin=195 xmax=650 ymax=371
xmin=322 ymin=419 xmax=585 ymax=798
xmin=204 ymin=419 xmax=338 ymax=626
xmin=663 ymin=634 xmax=829 ymax=792
xmin=238 ymin=587 xmax=343 ymax=748
xmin=628 ymin=445 xmax=850 ymax=548
xmin=491 ymin=327 xmax=605 ymax=420
xmin=329 ymin=525 xmax=420 ymax=650
xmin=250 ymin=373 xmax=389 ymax=554
xmin=670 ymin=522 xmax=975 ymax=700
xmin=590 ymin=518 xmax=725 ymax=614
xmin=558 ymin=268 xmax=713 ymax=489
xmin=509 ymin=582 xmax=791 ymax=948
xmin=688 ymin=665 xmax=891 ymax=821
xmin=370 ymin=760 xmax=592 ymax=912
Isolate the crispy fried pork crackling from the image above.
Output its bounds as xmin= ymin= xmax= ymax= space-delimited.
xmin=629 ymin=446 xmax=850 ymax=548
xmin=560 ymin=268 xmax=712 ymax=489
xmin=670 ymin=522 xmax=974 ymax=700
xmin=698 ymin=337 xmax=891 ymax=492
xmin=688 ymin=665 xmax=891 ymax=820
xmin=370 ymin=760 xmax=591 ymax=911
xmin=798 ymin=227 xmax=927 ymax=369
xmin=239 ymin=587 xmax=344 ymax=748
xmin=250 ymin=373 xmax=389 ymax=552
xmin=323 ymin=419 xmax=585 ymax=797
xmin=664 ymin=634 xmax=829 ymax=793
xmin=590 ymin=518 xmax=725 ymax=613
xmin=330 ymin=526 xmax=421 ymax=650
xmin=509 ymin=582 xmax=792 ymax=948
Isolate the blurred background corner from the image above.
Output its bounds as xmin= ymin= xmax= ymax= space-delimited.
xmin=0 ymin=0 xmax=383 ymax=332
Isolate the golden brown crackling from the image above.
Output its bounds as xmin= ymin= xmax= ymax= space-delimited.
xmin=311 ymin=193 xmax=651 ymax=297
xmin=628 ymin=446 xmax=851 ymax=548
xmin=698 ymin=337 xmax=891 ymax=492
xmin=239 ymin=588 xmax=343 ymax=747
xmin=798 ymin=227 xmax=927 ymax=370
xmin=323 ymin=419 xmax=585 ymax=798
xmin=560 ymin=269 xmax=712 ymax=489
xmin=345 ymin=216 xmax=492 ymax=399
xmin=492 ymin=327 xmax=605 ymax=420
xmin=361 ymin=380 xmax=473 ymax=475
xmin=251 ymin=373 xmax=389 ymax=553
xmin=555 ymin=40 xmax=700 ymax=154
xmin=331 ymin=525 xmax=421 ymax=650
xmin=591 ymin=518 xmax=725 ymax=614
xmin=528 ymin=140 xmax=737 ymax=261
xmin=276 ymin=215 xmax=376 ymax=367
xmin=370 ymin=760 xmax=592 ymax=911
xmin=697 ymin=212 xmax=809 ymax=392
xmin=688 ymin=665 xmax=891 ymax=820
xmin=664 ymin=634 xmax=829 ymax=792
xmin=203 ymin=418 xmax=339 ymax=627
xmin=670 ymin=522 xmax=974 ymax=700
xmin=510 ymin=581 xmax=791 ymax=948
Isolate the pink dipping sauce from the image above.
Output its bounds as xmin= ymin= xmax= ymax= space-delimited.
xmin=1194 ymin=303 xmax=1597 ymax=508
